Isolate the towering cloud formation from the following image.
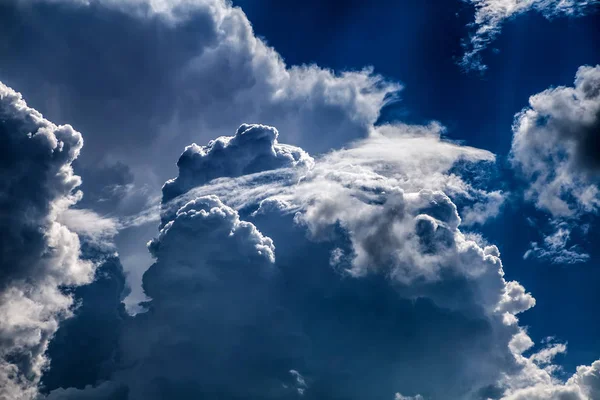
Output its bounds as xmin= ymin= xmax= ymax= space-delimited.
xmin=92 ymin=123 xmax=600 ymax=400
xmin=511 ymin=65 xmax=600 ymax=263
xmin=462 ymin=0 xmax=598 ymax=72
xmin=0 ymin=83 xmax=93 ymax=399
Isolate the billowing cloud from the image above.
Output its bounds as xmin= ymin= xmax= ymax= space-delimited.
xmin=89 ymin=122 xmax=592 ymax=400
xmin=162 ymin=123 xmax=313 ymax=204
xmin=0 ymin=0 xmax=401 ymax=304
xmin=0 ymin=82 xmax=94 ymax=399
xmin=500 ymin=346 xmax=600 ymax=400
xmin=462 ymin=0 xmax=599 ymax=72
xmin=511 ymin=65 xmax=600 ymax=263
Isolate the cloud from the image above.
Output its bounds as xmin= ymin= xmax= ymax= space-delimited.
xmin=461 ymin=1 xmax=599 ymax=72
xmin=58 ymin=208 xmax=119 ymax=250
xmin=0 ymin=0 xmax=400 ymax=305
xmin=500 ymin=359 xmax=600 ymax=399
xmin=523 ymin=223 xmax=590 ymax=264
xmin=395 ymin=394 xmax=424 ymax=400
xmin=0 ymin=82 xmax=94 ymax=399
xmin=45 ymin=381 xmax=128 ymax=400
xmin=92 ymin=122 xmax=577 ymax=400
xmin=162 ymin=123 xmax=314 ymax=204
xmin=459 ymin=190 xmax=506 ymax=226
xmin=0 ymin=0 xmax=400 ymax=168
xmin=511 ymin=65 xmax=600 ymax=217
xmin=511 ymin=65 xmax=600 ymax=262
xmin=41 ymin=252 xmax=127 ymax=395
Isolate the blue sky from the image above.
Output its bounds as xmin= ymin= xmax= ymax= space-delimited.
xmin=0 ymin=1 xmax=599 ymax=399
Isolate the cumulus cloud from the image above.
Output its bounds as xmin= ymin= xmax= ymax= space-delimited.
xmin=511 ymin=65 xmax=600 ymax=262
xmin=462 ymin=0 xmax=599 ymax=72
xmin=0 ymin=82 xmax=94 ymax=399
xmin=115 ymin=195 xmax=285 ymax=399
xmin=89 ymin=122 xmax=579 ymax=400
xmin=500 ymin=358 xmax=600 ymax=399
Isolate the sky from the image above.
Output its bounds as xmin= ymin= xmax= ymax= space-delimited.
xmin=0 ymin=0 xmax=599 ymax=399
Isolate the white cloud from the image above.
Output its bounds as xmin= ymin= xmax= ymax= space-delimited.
xmin=511 ymin=65 xmax=600 ymax=263
xmin=462 ymin=0 xmax=599 ymax=72
xmin=500 ymin=359 xmax=600 ymax=399
xmin=460 ymin=190 xmax=506 ymax=226
xmin=0 ymin=83 xmax=94 ymax=399
xmin=395 ymin=393 xmax=424 ymax=400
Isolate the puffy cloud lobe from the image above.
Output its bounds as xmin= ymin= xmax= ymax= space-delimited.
xmin=0 ymin=83 xmax=93 ymax=399
xmin=148 ymin=194 xmax=275 ymax=265
xmin=461 ymin=1 xmax=599 ymax=72
xmin=162 ymin=123 xmax=313 ymax=203
xmin=115 ymin=195 xmax=289 ymax=399
xmin=500 ymin=360 xmax=600 ymax=400
xmin=511 ymin=65 xmax=600 ymax=263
